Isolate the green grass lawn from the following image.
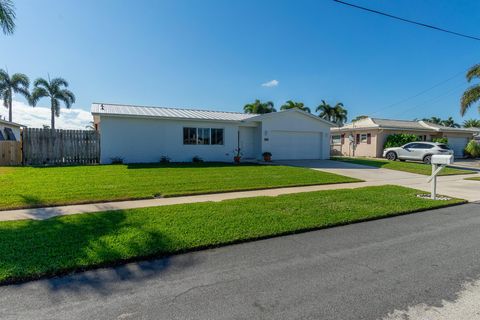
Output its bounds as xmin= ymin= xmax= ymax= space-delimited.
xmin=0 ymin=163 xmax=360 ymax=210
xmin=332 ymin=157 xmax=474 ymax=176
xmin=0 ymin=185 xmax=463 ymax=284
xmin=465 ymin=177 xmax=480 ymax=181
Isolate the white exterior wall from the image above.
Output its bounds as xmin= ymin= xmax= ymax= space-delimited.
xmin=260 ymin=112 xmax=331 ymax=160
xmin=99 ymin=116 xmax=247 ymax=163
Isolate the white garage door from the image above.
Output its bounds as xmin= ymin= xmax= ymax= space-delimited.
xmin=448 ymin=137 xmax=469 ymax=158
xmin=269 ymin=130 xmax=322 ymax=160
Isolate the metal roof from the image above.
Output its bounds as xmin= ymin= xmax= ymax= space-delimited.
xmin=0 ymin=118 xmax=24 ymax=127
xmin=91 ymin=103 xmax=257 ymax=122
xmin=371 ymin=118 xmax=427 ymax=130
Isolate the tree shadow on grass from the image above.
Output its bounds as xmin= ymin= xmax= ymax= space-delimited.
xmin=0 ymin=210 xmax=198 ymax=296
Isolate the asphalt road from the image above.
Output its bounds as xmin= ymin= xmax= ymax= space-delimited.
xmin=1 ymin=203 xmax=480 ymax=320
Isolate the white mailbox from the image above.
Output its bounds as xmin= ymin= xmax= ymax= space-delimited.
xmin=431 ymin=154 xmax=454 ymax=165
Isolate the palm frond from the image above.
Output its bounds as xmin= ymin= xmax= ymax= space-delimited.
xmin=50 ymin=77 xmax=69 ymax=88
xmin=466 ymin=64 xmax=480 ymax=82
xmin=11 ymin=73 xmax=29 ymax=88
xmin=0 ymin=0 xmax=15 ymax=35
xmin=460 ymin=84 xmax=480 ymax=116
xmin=0 ymin=68 xmax=9 ymax=82
xmin=56 ymin=90 xmax=74 ymax=108
xmin=33 ymin=78 xmax=50 ymax=90
xmin=30 ymin=87 xmax=49 ymax=106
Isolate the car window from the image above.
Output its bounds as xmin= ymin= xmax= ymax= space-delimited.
xmin=437 ymin=144 xmax=450 ymax=150
xmin=416 ymin=143 xmax=433 ymax=149
xmin=403 ymin=143 xmax=415 ymax=148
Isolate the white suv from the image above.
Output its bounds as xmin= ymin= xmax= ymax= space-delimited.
xmin=383 ymin=142 xmax=453 ymax=164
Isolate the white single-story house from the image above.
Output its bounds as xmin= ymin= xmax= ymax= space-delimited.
xmin=0 ymin=119 xmax=22 ymax=141
xmin=91 ymin=103 xmax=334 ymax=164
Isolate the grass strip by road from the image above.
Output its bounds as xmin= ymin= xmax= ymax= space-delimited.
xmin=465 ymin=177 xmax=480 ymax=181
xmin=0 ymin=185 xmax=464 ymax=284
xmin=0 ymin=163 xmax=360 ymax=210
xmin=331 ymin=157 xmax=473 ymax=176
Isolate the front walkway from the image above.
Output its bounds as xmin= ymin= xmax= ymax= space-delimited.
xmin=1 ymin=159 xmax=478 ymax=222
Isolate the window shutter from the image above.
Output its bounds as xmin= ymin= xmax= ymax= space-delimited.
xmin=341 ymin=134 xmax=345 ymax=145
xmin=367 ymin=133 xmax=371 ymax=144
xmin=356 ymin=134 xmax=360 ymax=144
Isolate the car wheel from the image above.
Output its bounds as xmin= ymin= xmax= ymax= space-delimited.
xmin=423 ymin=155 xmax=432 ymax=164
xmin=386 ymin=151 xmax=397 ymax=161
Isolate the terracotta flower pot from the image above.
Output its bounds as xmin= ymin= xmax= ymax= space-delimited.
xmin=234 ymin=156 xmax=241 ymax=164
xmin=263 ymin=155 xmax=271 ymax=162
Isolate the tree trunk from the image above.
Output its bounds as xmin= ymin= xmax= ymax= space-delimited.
xmin=51 ymin=99 xmax=55 ymax=130
xmin=8 ymin=89 xmax=12 ymax=122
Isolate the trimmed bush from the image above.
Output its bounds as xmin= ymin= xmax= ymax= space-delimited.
xmin=432 ymin=137 xmax=448 ymax=144
xmin=384 ymin=134 xmax=419 ymax=149
xmin=465 ymin=140 xmax=480 ymax=158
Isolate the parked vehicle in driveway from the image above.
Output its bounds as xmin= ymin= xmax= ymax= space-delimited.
xmin=383 ymin=142 xmax=454 ymax=164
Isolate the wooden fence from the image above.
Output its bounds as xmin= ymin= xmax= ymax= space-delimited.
xmin=22 ymin=128 xmax=100 ymax=165
xmin=0 ymin=141 xmax=22 ymax=165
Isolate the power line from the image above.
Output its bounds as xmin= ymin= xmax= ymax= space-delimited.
xmin=369 ymin=69 xmax=465 ymax=116
xmin=333 ymin=0 xmax=480 ymax=42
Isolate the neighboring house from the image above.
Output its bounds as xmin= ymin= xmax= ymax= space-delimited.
xmin=331 ymin=117 xmax=480 ymax=158
xmin=0 ymin=119 xmax=22 ymax=141
xmin=92 ymin=103 xmax=334 ymax=164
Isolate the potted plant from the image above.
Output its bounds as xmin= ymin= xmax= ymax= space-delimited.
xmin=233 ymin=147 xmax=242 ymax=164
xmin=262 ymin=152 xmax=272 ymax=162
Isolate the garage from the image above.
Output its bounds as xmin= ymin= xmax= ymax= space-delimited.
xmin=447 ymin=136 xmax=469 ymax=158
xmin=269 ymin=130 xmax=323 ymax=160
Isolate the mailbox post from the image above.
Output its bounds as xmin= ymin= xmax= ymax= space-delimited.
xmin=428 ymin=155 xmax=454 ymax=200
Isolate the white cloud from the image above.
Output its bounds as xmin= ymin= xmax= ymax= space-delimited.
xmin=261 ymin=79 xmax=279 ymax=88
xmin=0 ymin=100 xmax=92 ymax=129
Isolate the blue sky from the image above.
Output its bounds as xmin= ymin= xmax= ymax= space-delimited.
xmin=1 ymin=0 xmax=479 ymax=128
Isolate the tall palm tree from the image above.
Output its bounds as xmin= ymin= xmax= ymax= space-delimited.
xmin=461 ymin=63 xmax=480 ymax=116
xmin=316 ymin=100 xmax=348 ymax=125
xmin=243 ymin=99 xmax=276 ymax=114
xmin=280 ymin=100 xmax=311 ymax=113
xmin=0 ymin=0 xmax=15 ymax=35
xmin=463 ymin=119 xmax=480 ymax=128
xmin=0 ymin=69 xmax=30 ymax=122
xmin=316 ymin=100 xmax=336 ymax=122
xmin=440 ymin=117 xmax=460 ymax=128
xmin=30 ymin=77 xmax=75 ymax=129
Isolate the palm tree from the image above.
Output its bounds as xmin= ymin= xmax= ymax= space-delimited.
xmin=0 ymin=69 xmax=30 ymax=122
xmin=463 ymin=119 xmax=480 ymax=128
xmin=440 ymin=117 xmax=460 ymax=128
xmin=243 ymin=99 xmax=276 ymax=114
xmin=280 ymin=100 xmax=311 ymax=113
xmin=30 ymin=77 xmax=75 ymax=130
xmin=316 ymin=100 xmax=348 ymax=125
xmin=422 ymin=116 xmax=442 ymax=124
xmin=0 ymin=0 xmax=15 ymax=35
xmin=461 ymin=63 xmax=480 ymax=116
xmin=316 ymin=100 xmax=336 ymax=121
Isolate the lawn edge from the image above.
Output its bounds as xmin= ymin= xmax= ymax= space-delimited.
xmin=0 ymin=179 xmax=363 ymax=212
xmin=0 ymin=199 xmax=466 ymax=286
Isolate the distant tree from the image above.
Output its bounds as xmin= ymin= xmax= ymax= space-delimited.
xmin=352 ymin=115 xmax=368 ymax=122
xmin=280 ymin=100 xmax=311 ymax=113
xmin=440 ymin=117 xmax=460 ymax=128
xmin=243 ymin=99 xmax=276 ymax=114
xmin=0 ymin=0 xmax=15 ymax=35
xmin=85 ymin=121 xmax=95 ymax=130
xmin=0 ymin=69 xmax=30 ymax=122
xmin=30 ymin=77 xmax=75 ymax=130
xmin=461 ymin=63 xmax=480 ymax=116
xmin=463 ymin=119 xmax=480 ymax=128
xmin=316 ymin=100 xmax=347 ymax=125
xmin=422 ymin=116 xmax=442 ymax=124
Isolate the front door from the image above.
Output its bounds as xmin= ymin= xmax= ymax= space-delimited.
xmin=239 ymin=127 xmax=255 ymax=159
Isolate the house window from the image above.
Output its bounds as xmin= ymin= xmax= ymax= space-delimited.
xmin=183 ymin=127 xmax=197 ymax=144
xmin=183 ymin=127 xmax=224 ymax=145
xmin=360 ymin=133 xmax=368 ymax=143
xmin=211 ymin=128 xmax=224 ymax=145
xmin=331 ymin=135 xmax=341 ymax=145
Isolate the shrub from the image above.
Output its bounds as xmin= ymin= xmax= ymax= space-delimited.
xmin=384 ymin=134 xmax=419 ymax=149
xmin=159 ymin=156 xmax=171 ymax=163
xmin=110 ymin=156 xmax=124 ymax=164
xmin=192 ymin=155 xmax=204 ymax=163
xmin=262 ymin=152 xmax=272 ymax=157
xmin=432 ymin=137 xmax=448 ymax=144
xmin=465 ymin=140 xmax=480 ymax=158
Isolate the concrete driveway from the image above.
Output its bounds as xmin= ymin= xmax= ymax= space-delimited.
xmin=277 ymin=160 xmax=480 ymax=202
